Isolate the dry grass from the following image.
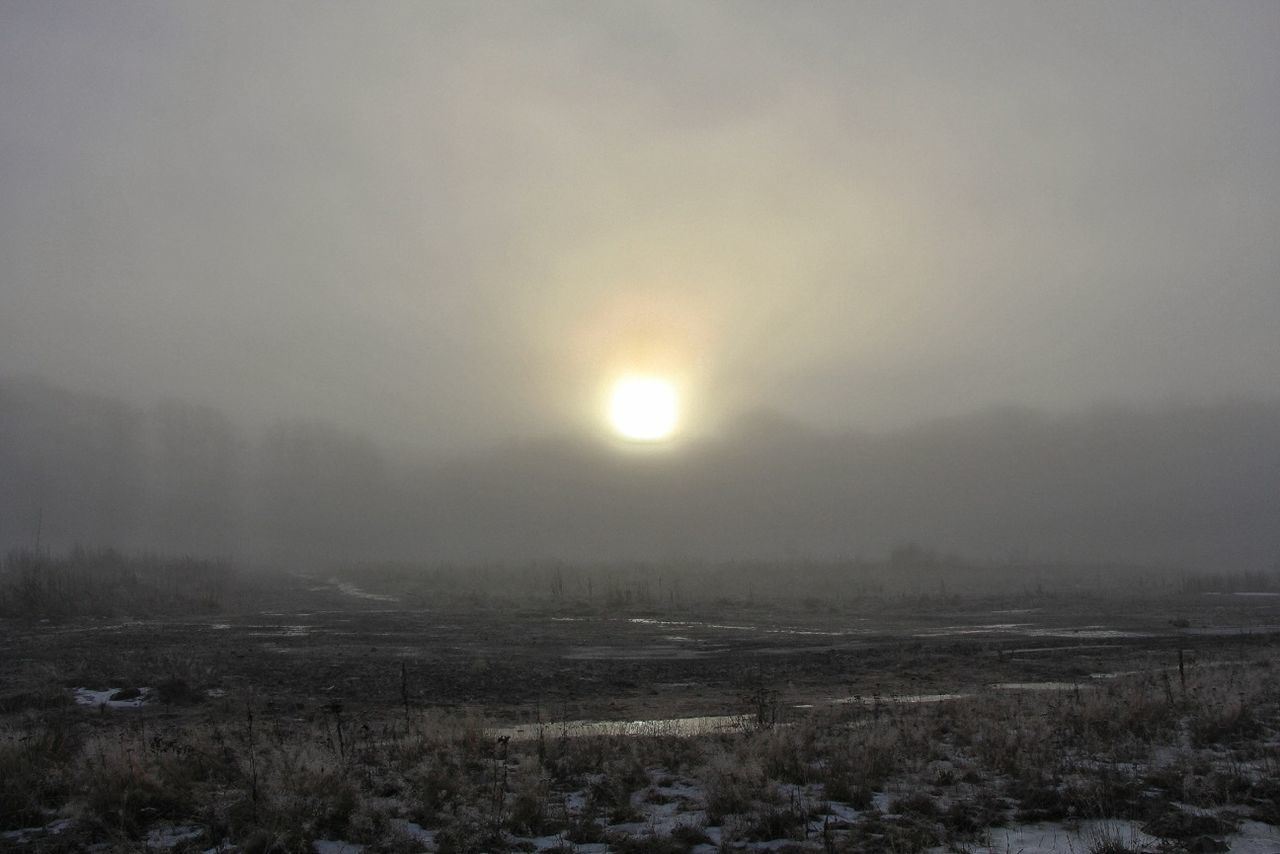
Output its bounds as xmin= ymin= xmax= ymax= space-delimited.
xmin=1 ymin=654 xmax=1276 ymax=852
xmin=3 ymin=549 xmax=1278 ymax=851
xmin=0 ymin=548 xmax=239 ymax=618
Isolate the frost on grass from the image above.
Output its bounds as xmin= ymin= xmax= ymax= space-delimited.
xmin=5 ymin=643 xmax=1280 ymax=852
xmin=143 ymin=823 xmax=204 ymax=849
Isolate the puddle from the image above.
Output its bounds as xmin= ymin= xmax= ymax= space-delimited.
xmin=329 ymin=580 xmax=399 ymax=602
xmin=1022 ymin=627 xmax=1150 ymax=639
xmin=1007 ymin=643 xmax=1121 ymax=654
xmin=915 ymin=624 xmax=1149 ymax=640
xmin=564 ymin=645 xmax=711 ymax=660
xmin=48 ymin=621 xmax=142 ymax=635
xmin=492 ymin=714 xmax=746 ymax=741
xmin=1089 ymin=659 xmax=1238 ymax=681
xmin=1182 ymin=625 xmax=1280 ymax=636
xmin=1203 ymin=591 xmax=1280 ymax=597
xmin=627 ymin=617 xmax=849 ymax=636
xmin=260 ymin=642 xmax=302 ymax=655
xmin=246 ymin=624 xmax=311 ymax=638
xmin=832 ymin=693 xmax=969 ymax=705
xmin=914 ymin=623 xmax=1030 ymax=637
xmin=629 ymin=618 xmax=756 ymax=631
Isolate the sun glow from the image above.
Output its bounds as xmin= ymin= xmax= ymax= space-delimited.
xmin=609 ymin=375 xmax=679 ymax=442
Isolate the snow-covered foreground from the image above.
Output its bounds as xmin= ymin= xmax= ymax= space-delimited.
xmin=7 ymin=685 xmax=1280 ymax=853
xmin=959 ymin=819 xmax=1280 ymax=853
xmin=6 ymin=803 xmax=1279 ymax=853
xmin=223 ymin=805 xmax=1280 ymax=854
xmin=6 ymin=590 xmax=1279 ymax=853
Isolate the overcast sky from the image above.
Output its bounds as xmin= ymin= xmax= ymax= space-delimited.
xmin=3 ymin=1 xmax=1277 ymax=455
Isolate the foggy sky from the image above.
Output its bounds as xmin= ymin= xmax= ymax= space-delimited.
xmin=2 ymin=1 xmax=1279 ymax=454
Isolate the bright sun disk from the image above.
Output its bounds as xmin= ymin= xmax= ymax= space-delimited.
xmin=609 ymin=376 xmax=678 ymax=441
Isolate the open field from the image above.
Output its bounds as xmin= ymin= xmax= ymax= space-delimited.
xmin=3 ymin=556 xmax=1280 ymax=852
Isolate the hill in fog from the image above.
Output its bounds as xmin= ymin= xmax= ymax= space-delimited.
xmin=1 ymin=376 xmax=1277 ymax=570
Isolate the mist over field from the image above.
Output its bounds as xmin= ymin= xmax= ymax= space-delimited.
xmin=1 ymin=3 xmax=1278 ymax=568
xmin=2 ymin=377 xmax=1276 ymax=570
xmin=7 ymin=6 xmax=1280 ymax=851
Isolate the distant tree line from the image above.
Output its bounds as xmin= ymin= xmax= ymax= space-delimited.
xmin=0 ymin=546 xmax=235 ymax=617
xmin=0 ymin=377 xmax=398 ymax=561
xmin=1 ymin=376 xmax=1278 ymax=570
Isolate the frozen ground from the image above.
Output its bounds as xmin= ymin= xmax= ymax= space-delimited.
xmin=5 ymin=573 xmax=1279 ymax=853
xmin=951 ymin=819 xmax=1280 ymax=853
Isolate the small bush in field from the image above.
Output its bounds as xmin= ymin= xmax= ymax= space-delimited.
xmin=564 ymin=808 xmax=606 ymax=844
xmin=702 ymin=754 xmax=770 ymax=824
xmin=83 ymin=757 xmax=192 ymax=838
xmin=507 ymin=772 xmax=556 ymax=835
xmin=407 ymin=752 xmax=466 ymax=821
xmin=609 ymin=831 xmax=694 ymax=853
xmin=155 ymin=677 xmax=203 ymax=706
xmin=434 ymin=803 xmax=502 ymax=854
xmin=821 ymin=752 xmax=875 ymax=808
xmin=0 ymin=742 xmax=70 ymax=829
xmin=1190 ymin=700 xmax=1260 ymax=747
xmin=745 ymin=803 xmax=806 ymax=842
xmin=1142 ymin=806 xmax=1237 ymax=840
xmin=669 ymin=821 xmax=713 ymax=845
xmin=889 ymin=791 xmax=937 ymax=818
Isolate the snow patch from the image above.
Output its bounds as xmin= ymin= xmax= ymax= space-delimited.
xmin=0 ymin=818 xmax=76 ymax=846
xmin=388 ymin=819 xmax=435 ymax=846
xmin=313 ymin=841 xmax=363 ymax=854
xmin=73 ymin=687 xmax=151 ymax=708
xmin=955 ymin=819 xmax=1161 ymax=853
xmin=144 ymin=824 xmax=204 ymax=849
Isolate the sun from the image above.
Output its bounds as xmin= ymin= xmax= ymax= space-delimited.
xmin=609 ymin=375 xmax=679 ymax=442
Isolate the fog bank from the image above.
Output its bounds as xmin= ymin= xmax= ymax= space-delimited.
xmin=2 ymin=377 xmax=1275 ymax=570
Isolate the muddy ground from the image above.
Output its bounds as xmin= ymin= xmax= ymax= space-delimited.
xmin=4 ymin=572 xmax=1277 ymax=727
